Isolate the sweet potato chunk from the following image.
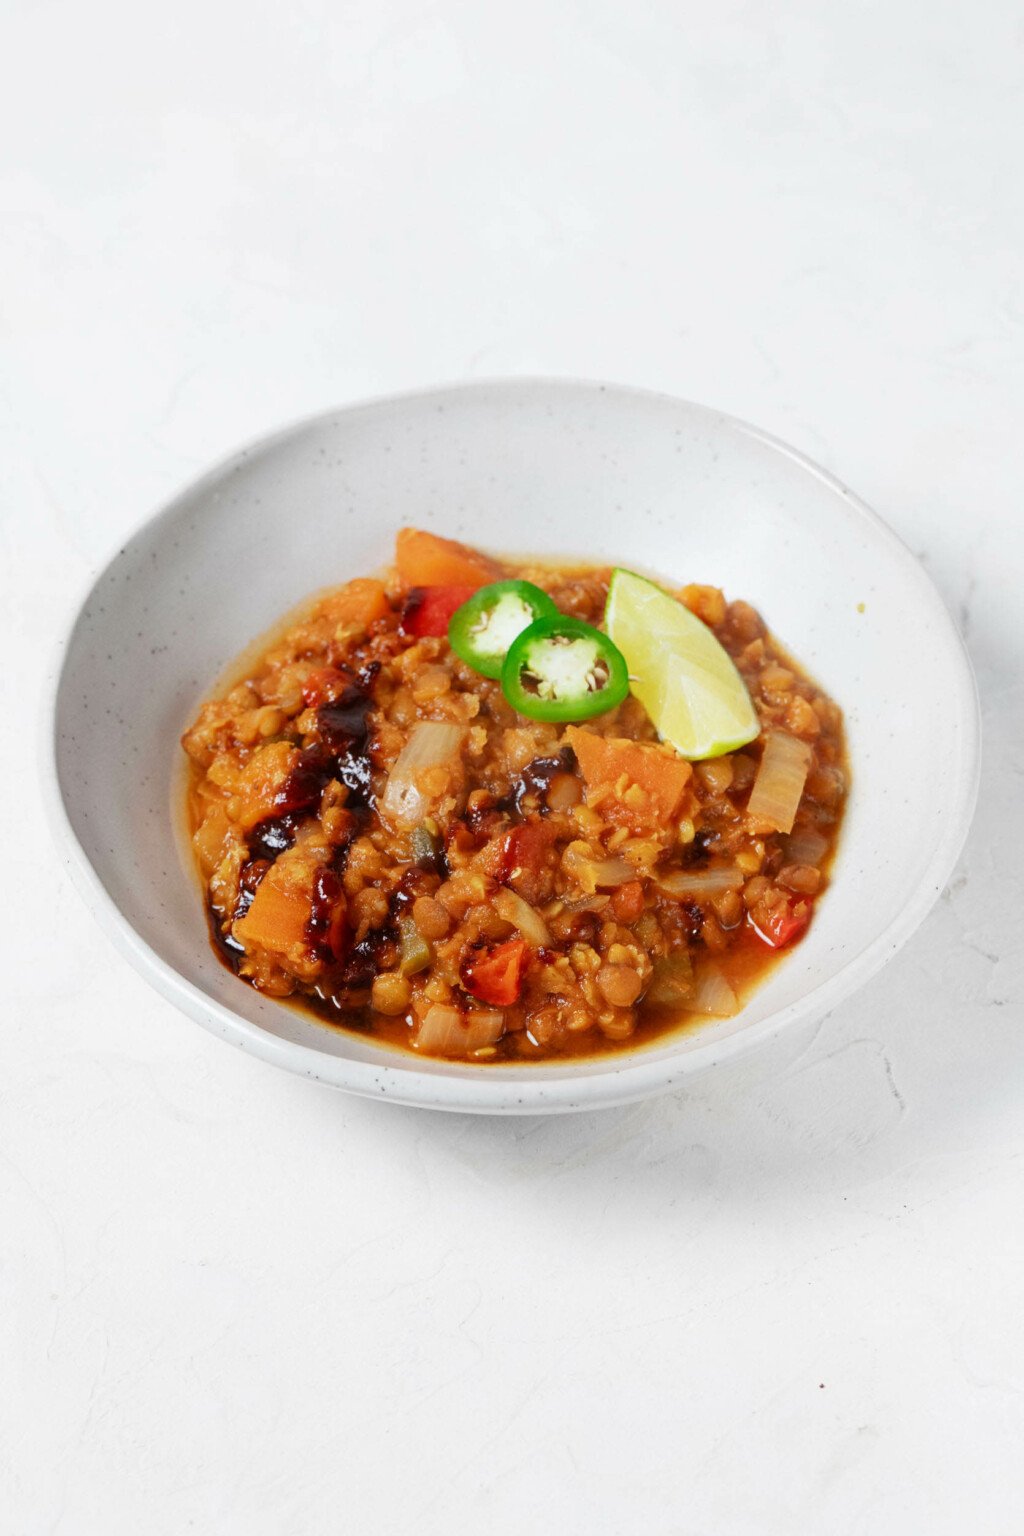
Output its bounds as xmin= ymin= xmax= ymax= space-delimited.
xmin=394 ymin=528 xmax=502 ymax=592
xmin=234 ymin=868 xmax=311 ymax=960
xmin=232 ymin=741 xmax=300 ymax=832
xmin=565 ymin=727 xmax=691 ymax=829
xmin=316 ymin=577 xmax=390 ymax=630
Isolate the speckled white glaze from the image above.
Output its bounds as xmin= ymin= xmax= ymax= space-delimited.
xmin=44 ymin=380 xmax=980 ymax=1113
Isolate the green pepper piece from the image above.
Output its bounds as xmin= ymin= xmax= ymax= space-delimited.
xmin=448 ymin=580 xmax=559 ymax=679
xmin=410 ymin=822 xmax=443 ymax=870
xmin=501 ymin=615 xmax=630 ymax=722
xmin=398 ymin=915 xmax=432 ymax=976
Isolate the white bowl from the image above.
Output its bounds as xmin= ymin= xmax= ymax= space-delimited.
xmin=45 ymin=380 xmax=980 ymax=1114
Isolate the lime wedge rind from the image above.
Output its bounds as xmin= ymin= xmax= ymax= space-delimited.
xmin=604 ymin=568 xmax=760 ymax=760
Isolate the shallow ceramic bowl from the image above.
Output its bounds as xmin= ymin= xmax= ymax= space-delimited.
xmin=45 ymin=380 xmax=980 ymax=1113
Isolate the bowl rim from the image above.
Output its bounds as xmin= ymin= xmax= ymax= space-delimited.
xmin=42 ymin=376 xmax=982 ymax=1114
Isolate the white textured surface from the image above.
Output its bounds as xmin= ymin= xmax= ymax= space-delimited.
xmin=2 ymin=3 xmax=1022 ymax=1531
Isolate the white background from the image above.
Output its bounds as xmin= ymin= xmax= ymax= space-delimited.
xmin=3 ymin=3 xmax=1023 ymax=1531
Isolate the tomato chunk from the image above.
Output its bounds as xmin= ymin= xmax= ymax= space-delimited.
xmin=461 ymin=939 xmax=527 ymax=1007
xmin=496 ymin=818 xmax=559 ymax=905
xmin=752 ymin=898 xmax=811 ymax=949
xmin=401 ymin=585 xmax=477 ymax=639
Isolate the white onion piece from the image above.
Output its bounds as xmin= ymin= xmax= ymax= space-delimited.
xmin=654 ymin=865 xmax=743 ymax=899
xmin=494 ymin=887 xmax=550 ymax=946
xmin=546 ymin=771 xmax=582 ymax=812
xmin=379 ymin=721 xmax=466 ymax=830
xmin=783 ymin=825 xmax=829 ymax=867
xmin=414 ymin=1004 xmax=463 ymax=1054
xmin=688 ymin=963 xmax=739 ymax=1017
xmin=563 ymin=843 xmax=635 ymax=892
xmin=589 ymin=858 xmax=635 ymax=888
xmin=746 ymin=731 xmax=812 ymax=834
xmin=415 ymin=1004 xmax=504 ymax=1055
xmin=462 ymin=1010 xmax=505 ymax=1049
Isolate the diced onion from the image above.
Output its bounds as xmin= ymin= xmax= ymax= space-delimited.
xmin=415 ymin=1004 xmax=504 ymax=1056
xmin=689 ymin=963 xmax=739 ymax=1018
xmin=414 ymin=1005 xmax=463 ymax=1054
xmin=783 ymin=825 xmax=829 ymax=867
xmin=462 ymin=1010 xmax=505 ymax=1050
xmin=379 ymin=722 xmax=466 ymax=830
xmin=494 ymin=887 xmax=550 ymax=946
xmin=546 ymin=771 xmax=582 ymax=812
xmin=562 ymin=843 xmax=636 ymax=893
xmin=746 ymin=731 xmax=812 ymax=834
xmin=589 ymin=857 xmax=636 ymax=888
xmin=653 ymin=865 xmax=743 ymax=899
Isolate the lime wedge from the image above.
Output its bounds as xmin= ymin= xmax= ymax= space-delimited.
xmin=604 ymin=568 xmax=760 ymax=759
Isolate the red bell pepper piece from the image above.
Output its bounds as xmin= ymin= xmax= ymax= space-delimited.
xmin=401 ymin=585 xmax=477 ymax=639
xmin=461 ymin=939 xmax=528 ymax=1007
xmin=752 ymin=898 xmax=811 ymax=949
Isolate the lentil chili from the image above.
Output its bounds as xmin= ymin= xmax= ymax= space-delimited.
xmin=182 ymin=528 xmax=847 ymax=1061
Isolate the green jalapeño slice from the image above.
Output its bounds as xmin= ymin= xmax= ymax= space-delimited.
xmin=501 ymin=615 xmax=629 ymax=722
xmin=448 ymin=580 xmax=559 ymax=679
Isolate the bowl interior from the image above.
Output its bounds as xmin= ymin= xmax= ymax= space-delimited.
xmin=50 ymin=381 xmax=978 ymax=1110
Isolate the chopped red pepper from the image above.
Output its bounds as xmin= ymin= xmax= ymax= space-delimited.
xmin=461 ymin=939 xmax=527 ymax=1007
xmin=495 ymin=818 xmax=559 ymax=905
xmin=752 ymin=898 xmax=811 ymax=949
xmin=401 ymin=585 xmax=478 ymax=639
